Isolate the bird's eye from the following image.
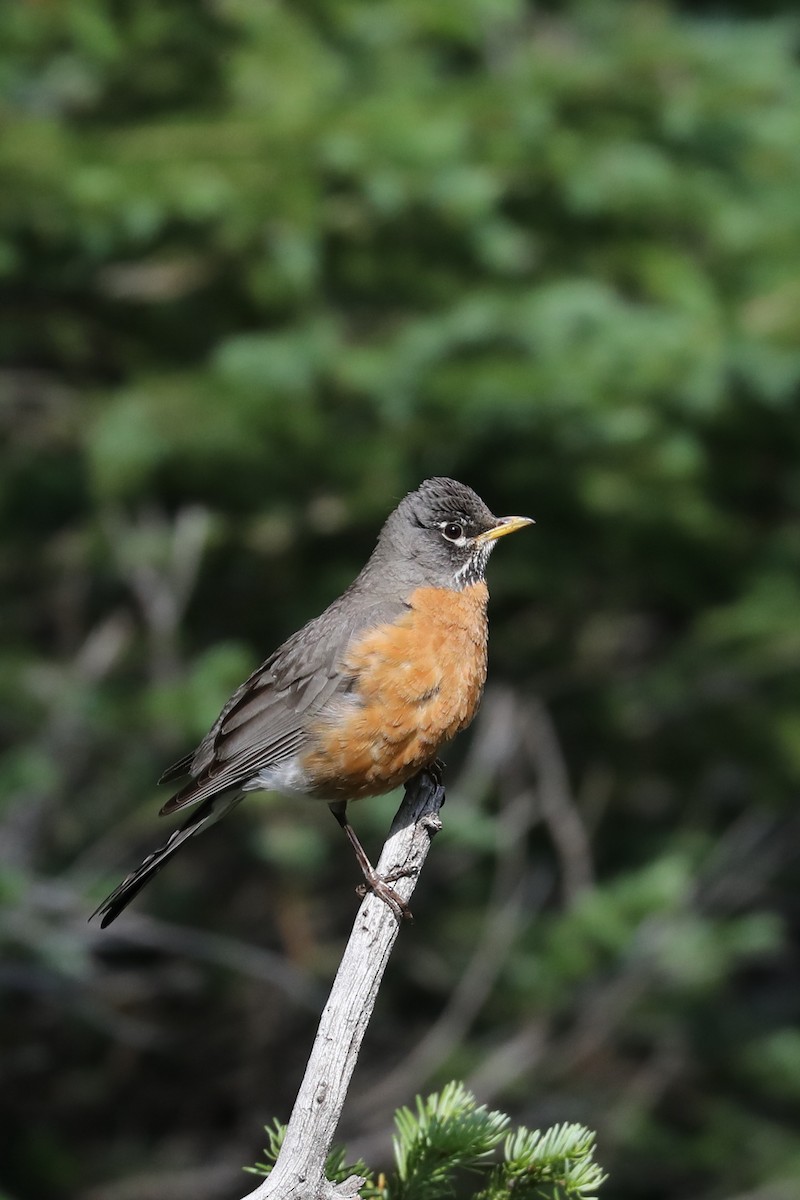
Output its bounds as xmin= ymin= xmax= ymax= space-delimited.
xmin=442 ymin=522 xmax=464 ymax=542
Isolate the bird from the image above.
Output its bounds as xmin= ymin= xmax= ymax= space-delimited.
xmin=92 ymin=478 xmax=533 ymax=927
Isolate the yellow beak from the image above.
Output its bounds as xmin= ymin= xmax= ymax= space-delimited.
xmin=474 ymin=515 xmax=535 ymax=544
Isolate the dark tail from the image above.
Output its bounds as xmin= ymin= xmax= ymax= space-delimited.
xmin=90 ymin=792 xmax=243 ymax=928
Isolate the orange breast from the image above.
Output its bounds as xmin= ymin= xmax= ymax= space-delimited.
xmin=304 ymin=582 xmax=489 ymax=801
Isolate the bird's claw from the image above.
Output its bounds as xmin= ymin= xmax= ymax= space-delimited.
xmin=425 ymin=759 xmax=445 ymax=788
xmin=356 ymin=871 xmax=415 ymax=921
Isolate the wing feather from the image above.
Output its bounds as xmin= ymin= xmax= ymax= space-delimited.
xmin=158 ymin=593 xmax=407 ymax=815
xmin=158 ymin=752 xmax=195 ymax=784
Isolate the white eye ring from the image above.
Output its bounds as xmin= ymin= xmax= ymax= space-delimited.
xmin=441 ymin=521 xmax=466 ymax=544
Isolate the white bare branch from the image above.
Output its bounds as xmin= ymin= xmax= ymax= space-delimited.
xmin=240 ymin=771 xmax=445 ymax=1200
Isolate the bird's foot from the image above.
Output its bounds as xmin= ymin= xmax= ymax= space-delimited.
xmin=356 ymin=868 xmax=416 ymax=921
xmin=382 ymin=865 xmax=418 ymax=884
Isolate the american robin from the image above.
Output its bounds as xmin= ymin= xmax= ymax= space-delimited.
xmin=92 ymin=478 xmax=532 ymax=926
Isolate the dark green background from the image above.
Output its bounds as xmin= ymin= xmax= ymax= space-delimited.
xmin=2 ymin=2 xmax=800 ymax=1197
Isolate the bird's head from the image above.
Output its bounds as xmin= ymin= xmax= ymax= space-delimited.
xmin=374 ymin=477 xmax=534 ymax=592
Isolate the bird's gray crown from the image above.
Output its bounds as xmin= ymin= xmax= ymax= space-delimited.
xmin=365 ymin=477 xmax=500 ymax=593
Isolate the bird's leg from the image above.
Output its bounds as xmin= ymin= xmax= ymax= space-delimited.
xmin=328 ymin=802 xmax=415 ymax=921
